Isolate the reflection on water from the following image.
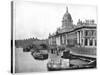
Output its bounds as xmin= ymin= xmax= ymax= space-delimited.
xmin=15 ymin=48 xmax=90 ymax=73
xmin=15 ymin=48 xmax=49 ymax=73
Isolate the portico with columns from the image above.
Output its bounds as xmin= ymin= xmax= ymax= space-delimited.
xmin=76 ymin=27 xmax=96 ymax=47
xmin=48 ymin=6 xmax=97 ymax=48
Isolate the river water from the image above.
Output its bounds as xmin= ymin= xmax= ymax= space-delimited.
xmin=15 ymin=48 xmax=88 ymax=73
xmin=15 ymin=48 xmax=49 ymax=73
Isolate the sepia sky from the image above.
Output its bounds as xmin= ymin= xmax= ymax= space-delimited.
xmin=14 ymin=1 xmax=97 ymax=40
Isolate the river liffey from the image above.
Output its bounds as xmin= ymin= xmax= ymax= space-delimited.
xmin=15 ymin=48 xmax=89 ymax=73
xmin=15 ymin=48 xmax=49 ymax=73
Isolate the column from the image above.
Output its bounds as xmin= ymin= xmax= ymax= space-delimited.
xmin=49 ymin=38 xmax=50 ymax=45
xmin=56 ymin=37 xmax=58 ymax=45
xmin=62 ymin=35 xmax=64 ymax=44
xmin=88 ymin=39 xmax=90 ymax=47
xmin=83 ymin=29 xmax=85 ymax=37
xmin=77 ymin=31 xmax=79 ymax=44
xmin=60 ymin=35 xmax=62 ymax=45
xmin=50 ymin=38 xmax=52 ymax=45
xmin=93 ymin=39 xmax=95 ymax=47
xmin=82 ymin=38 xmax=84 ymax=47
xmin=56 ymin=36 xmax=61 ymax=46
xmin=83 ymin=30 xmax=85 ymax=46
xmin=64 ymin=35 xmax=66 ymax=45
xmin=58 ymin=36 xmax=61 ymax=46
xmin=79 ymin=31 xmax=82 ymax=44
xmin=66 ymin=34 xmax=68 ymax=45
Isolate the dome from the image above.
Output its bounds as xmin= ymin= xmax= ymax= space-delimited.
xmin=62 ymin=6 xmax=73 ymax=22
xmin=62 ymin=6 xmax=74 ymax=31
xmin=63 ymin=13 xmax=72 ymax=22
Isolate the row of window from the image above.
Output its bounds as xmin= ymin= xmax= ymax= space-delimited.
xmin=85 ymin=30 xmax=96 ymax=36
xmin=84 ymin=38 xmax=96 ymax=46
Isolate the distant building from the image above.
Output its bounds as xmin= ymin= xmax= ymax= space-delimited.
xmin=48 ymin=6 xmax=97 ymax=48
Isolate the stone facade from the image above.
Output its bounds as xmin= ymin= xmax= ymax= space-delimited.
xmin=48 ymin=6 xmax=97 ymax=48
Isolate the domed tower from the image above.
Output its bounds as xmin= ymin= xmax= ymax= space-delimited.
xmin=62 ymin=6 xmax=73 ymax=31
